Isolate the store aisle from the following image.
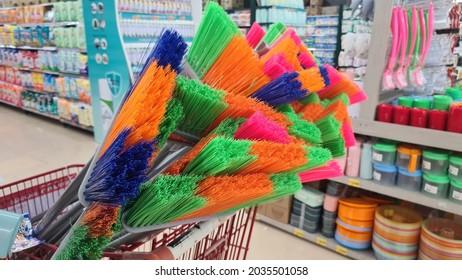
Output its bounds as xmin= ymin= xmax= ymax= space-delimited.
xmin=0 ymin=104 xmax=347 ymax=260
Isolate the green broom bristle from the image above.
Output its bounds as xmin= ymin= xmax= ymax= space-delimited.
xmin=298 ymin=93 xmax=321 ymax=105
xmin=276 ymin=104 xmax=296 ymax=114
xmin=183 ymin=137 xmax=256 ymax=176
xmin=157 ymin=98 xmax=184 ymax=148
xmin=126 ymin=175 xmax=205 ymax=227
xmin=187 ymin=2 xmax=240 ymax=77
xmin=289 ymin=146 xmax=332 ymax=173
xmin=212 ymin=117 xmax=246 ymax=137
xmin=328 ymin=92 xmax=350 ymax=106
xmin=175 ymin=76 xmax=228 ymax=136
xmin=54 ymin=226 xmax=110 ymax=260
xmin=323 ymin=136 xmax=346 ymax=158
xmin=262 ymin=23 xmax=287 ymax=45
xmin=286 ymin=112 xmax=321 ymax=145
xmin=315 ymin=115 xmax=342 ymax=142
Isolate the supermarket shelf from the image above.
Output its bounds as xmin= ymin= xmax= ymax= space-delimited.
xmin=352 ymin=118 xmax=462 ymax=152
xmin=0 ymin=101 xmax=93 ymax=132
xmin=257 ymin=214 xmax=375 ymax=260
xmin=330 ymin=175 xmax=462 ymax=216
xmin=23 ymin=87 xmax=58 ymax=95
xmin=0 ymin=45 xmax=86 ymax=53
xmin=0 ymin=65 xmax=88 ymax=79
xmin=18 ymin=21 xmax=81 ymax=28
xmin=257 ymin=5 xmax=305 ymax=12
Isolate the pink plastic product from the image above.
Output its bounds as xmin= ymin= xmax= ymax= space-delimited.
xmin=345 ymin=141 xmax=362 ymax=177
xmin=324 ymin=194 xmax=340 ymax=212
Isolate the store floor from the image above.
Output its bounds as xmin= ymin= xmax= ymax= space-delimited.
xmin=0 ymin=105 xmax=347 ymax=260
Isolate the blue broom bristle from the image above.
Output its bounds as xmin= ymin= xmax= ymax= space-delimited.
xmin=319 ymin=65 xmax=330 ymax=87
xmin=150 ymin=29 xmax=188 ymax=73
xmin=251 ymin=72 xmax=307 ymax=106
xmin=84 ymin=130 xmax=156 ymax=205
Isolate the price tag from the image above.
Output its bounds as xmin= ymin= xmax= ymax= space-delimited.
xmin=373 ymin=171 xmax=381 ymax=181
xmin=348 ymin=178 xmax=361 ymax=188
xmin=372 ymin=152 xmax=383 ymax=162
xmin=293 ymin=228 xmax=304 ymax=238
xmin=449 ymin=165 xmax=459 ymax=176
xmin=422 ymin=160 xmax=431 ymax=170
xmin=424 ymin=183 xmax=438 ymax=194
xmin=336 ymin=245 xmax=348 ymax=256
xmin=452 ymin=190 xmax=462 ymax=201
xmin=316 ymin=237 xmax=327 ymax=247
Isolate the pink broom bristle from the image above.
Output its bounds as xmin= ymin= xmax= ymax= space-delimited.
xmin=349 ymin=91 xmax=368 ymax=104
xmin=246 ymin=22 xmax=266 ymax=49
xmin=321 ymin=64 xmax=342 ymax=85
xmin=317 ymin=66 xmax=365 ymax=103
xmin=234 ymin=111 xmax=291 ymax=143
xmin=272 ymin=29 xmax=302 ymax=47
xmin=342 ymin=120 xmax=356 ymax=147
xmin=298 ymin=52 xmax=317 ymax=69
xmin=298 ymin=160 xmax=343 ymax=183
xmin=264 ymin=53 xmax=294 ymax=80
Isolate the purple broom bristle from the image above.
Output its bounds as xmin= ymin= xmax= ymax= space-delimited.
xmin=251 ymin=72 xmax=307 ymax=106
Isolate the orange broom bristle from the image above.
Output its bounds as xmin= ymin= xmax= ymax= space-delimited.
xmin=178 ymin=174 xmax=273 ymax=220
xmin=297 ymin=103 xmax=325 ymax=122
xmin=100 ymin=62 xmax=176 ymax=155
xmin=297 ymin=67 xmax=326 ymax=93
xmin=204 ymin=93 xmax=291 ymax=135
xmin=164 ymin=134 xmax=215 ymax=175
xmin=202 ymin=35 xmax=270 ymax=97
xmin=317 ymin=100 xmax=349 ymax=123
xmin=81 ymin=203 xmax=120 ymax=237
xmin=318 ymin=75 xmax=362 ymax=100
xmin=237 ymin=141 xmax=308 ymax=174
xmin=261 ymin=37 xmax=302 ymax=71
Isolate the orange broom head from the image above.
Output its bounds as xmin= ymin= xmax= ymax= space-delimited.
xmin=81 ymin=203 xmax=121 ymax=238
xmin=237 ymin=141 xmax=308 ymax=174
xmin=261 ymin=36 xmax=303 ymax=71
xmin=297 ymin=103 xmax=325 ymax=122
xmin=317 ymin=100 xmax=349 ymax=123
xmin=164 ymin=134 xmax=215 ymax=175
xmin=202 ymin=35 xmax=270 ymax=97
xmin=178 ymin=173 xmax=274 ymax=220
xmin=204 ymin=93 xmax=291 ymax=135
xmin=297 ymin=66 xmax=327 ymax=93
xmin=100 ymin=61 xmax=176 ymax=156
xmin=318 ymin=71 xmax=363 ymax=101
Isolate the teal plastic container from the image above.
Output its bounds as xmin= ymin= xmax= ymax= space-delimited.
xmin=449 ymin=180 xmax=462 ymax=205
xmin=449 ymin=154 xmax=462 ymax=181
xmin=422 ymin=174 xmax=449 ymax=198
xmin=422 ymin=149 xmax=450 ymax=176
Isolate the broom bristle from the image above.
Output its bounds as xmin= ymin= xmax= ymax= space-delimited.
xmin=261 ymin=22 xmax=287 ymax=46
xmin=246 ymin=22 xmax=265 ymax=48
xmin=285 ymin=112 xmax=321 ymax=145
xmin=299 ymin=52 xmax=318 ymax=69
xmin=251 ymin=72 xmax=307 ymax=106
xmin=297 ymin=103 xmax=324 ymax=122
xmin=261 ymin=37 xmax=302 ymax=71
xmin=187 ymin=2 xmax=240 ymax=77
xmin=342 ymin=121 xmax=356 ymax=147
xmin=298 ymin=160 xmax=343 ymax=183
xmin=272 ymin=29 xmax=302 ymax=48
xmin=264 ymin=53 xmax=294 ymax=80
xmin=234 ymin=111 xmax=290 ymax=143
xmin=202 ymin=35 xmax=270 ymax=97
xmin=297 ymin=66 xmax=327 ymax=93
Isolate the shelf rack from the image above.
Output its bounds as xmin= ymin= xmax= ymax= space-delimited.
xmin=257 ymin=214 xmax=376 ymax=260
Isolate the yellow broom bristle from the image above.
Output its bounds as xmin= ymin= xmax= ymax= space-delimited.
xmin=202 ymin=35 xmax=270 ymax=97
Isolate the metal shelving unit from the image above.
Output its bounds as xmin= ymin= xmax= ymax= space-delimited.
xmin=257 ymin=214 xmax=376 ymax=260
xmin=330 ymin=175 xmax=462 ymax=216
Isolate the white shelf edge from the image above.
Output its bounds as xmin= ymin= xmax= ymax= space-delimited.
xmin=330 ymin=176 xmax=462 ymax=216
xmin=256 ymin=214 xmax=376 ymax=260
xmin=352 ymin=118 xmax=462 ymax=152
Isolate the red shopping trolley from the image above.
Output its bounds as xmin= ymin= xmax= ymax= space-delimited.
xmin=0 ymin=165 xmax=257 ymax=260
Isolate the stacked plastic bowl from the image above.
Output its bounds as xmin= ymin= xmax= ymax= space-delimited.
xmin=372 ymin=205 xmax=422 ymax=260
xmin=335 ymin=198 xmax=377 ymax=250
xmin=419 ymin=217 xmax=462 ymax=259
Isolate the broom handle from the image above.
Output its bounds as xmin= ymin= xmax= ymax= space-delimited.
xmin=34 ymin=158 xmax=92 ymax=238
xmin=38 ymin=202 xmax=84 ymax=242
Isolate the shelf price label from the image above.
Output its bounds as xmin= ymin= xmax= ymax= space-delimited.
xmin=293 ymin=228 xmax=304 ymax=238
xmin=316 ymin=237 xmax=327 ymax=247
xmin=348 ymin=178 xmax=361 ymax=188
xmin=336 ymin=245 xmax=348 ymax=256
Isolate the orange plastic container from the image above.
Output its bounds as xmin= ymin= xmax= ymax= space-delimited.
xmin=338 ymin=212 xmax=374 ymax=228
xmin=338 ymin=198 xmax=377 ymax=221
xmin=336 ymin=222 xmax=373 ymax=241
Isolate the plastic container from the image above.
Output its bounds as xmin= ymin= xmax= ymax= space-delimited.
xmin=428 ymin=110 xmax=448 ymax=130
xmin=432 ymin=95 xmax=452 ymax=111
xmin=397 ymin=169 xmax=422 ymax=191
xmin=414 ymin=99 xmax=432 ymax=110
xmin=393 ymin=106 xmax=411 ymax=125
xmin=292 ymin=200 xmax=322 ymax=217
xmin=294 ymin=186 xmax=324 ymax=208
xmin=360 ymin=193 xmax=395 ymax=205
xmin=409 ymin=108 xmax=429 ymax=128
xmin=372 ymin=142 xmax=397 ymax=166
xmin=336 ymin=222 xmax=373 ymax=241
xmin=447 ymin=104 xmax=462 ymax=133
xmin=338 ymin=198 xmax=377 ymax=221
xmin=398 ymin=96 xmax=414 ymax=107
xmin=326 ymin=181 xmax=346 ymax=196
xmin=449 ymin=154 xmax=462 ymax=181
xmin=338 ymin=212 xmax=374 ymax=229
xmin=322 ymin=210 xmax=337 ymax=220
xmin=449 ymin=180 xmax=462 ymax=205
xmin=360 ymin=142 xmax=373 ymax=179
xmin=373 ymin=164 xmax=397 ymax=185
xmin=445 ymin=88 xmax=462 ymax=101
xmin=376 ymin=104 xmax=394 ymax=122
xmin=422 ymin=174 xmax=449 ymax=198
xmin=323 ymin=194 xmax=339 ymax=212
xmin=422 ymin=149 xmax=450 ymax=176
xmin=335 ymin=231 xmax=371 ymax=250
xmin=395 ymin=144 xmax=422 ymax=172
xmin=345 ymin=141 xmax=361 ymax=177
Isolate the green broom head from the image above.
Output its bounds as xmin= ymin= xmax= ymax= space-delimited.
xmin=298 ymin=92 xmax=321 ymax=105
xmin=276 ymin=103 xmax=296 ymax=114
xmin=187 ymin=2 xmax=240 ymax=78
xmin=323 ymin=136 xmax=346 ymax=158
xmin=285 ymin=112 xmax=321 ymax=145
xmin=125 ymin=175 xmax=205 ymax=227
xmin=157 ymin=98 xmax=184 ymax=149
xmin=183 ymin=137 xmax=256 ymax=176
xmin=315 ymin=114 xmax=342 ymax=142
xmin=175 ymin=76 xmax=228 ymax=137
xmin=328 ymin=92 xmax=350 ymax=106
xmin=262 ymin=22 xmax=287 ymax=45
xmin=289 ymin=146 xmax=332 ymax=173
xmin=212 ymin=117 xmax=246 ymax=138
xmin=54 ymin=226 xmax=111 ymax=260
xmin=226 ymin=173 xmax=302 ymax=212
